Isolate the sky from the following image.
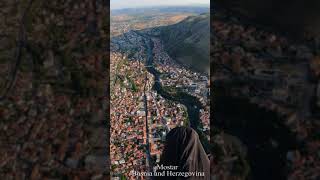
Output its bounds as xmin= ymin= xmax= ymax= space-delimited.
xmin=110 ymin=0 xmax=210 ymax=10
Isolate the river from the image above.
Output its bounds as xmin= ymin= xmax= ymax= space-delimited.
xmin=140 ymin=33 xmax=209 ymax=151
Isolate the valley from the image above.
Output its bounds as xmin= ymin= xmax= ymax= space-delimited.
xmin=110 ymin=7 xmax=210 ymax=179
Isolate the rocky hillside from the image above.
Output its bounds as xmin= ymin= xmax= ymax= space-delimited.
xmin=159 ymin=13 xmax=210 ymax=74
xmin=113 ymin=12 xmax=210 ymax=74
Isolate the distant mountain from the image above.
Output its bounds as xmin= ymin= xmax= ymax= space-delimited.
xmin=111 ymin=6 xmax=209 ymax=16
xmin=158 ymin=13 xmax=210 ymax=74
xmin=111 ymin=12 xmax=210 ymax=74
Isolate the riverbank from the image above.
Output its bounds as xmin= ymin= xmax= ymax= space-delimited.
xmin=142 ymin=35 xmax=210 ymax=152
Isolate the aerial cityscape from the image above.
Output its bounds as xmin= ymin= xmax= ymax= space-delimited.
xmin=110 ymin=4 xmax=210 ymax=179
xmin=0 ymin=1 xmax=319 ymax=180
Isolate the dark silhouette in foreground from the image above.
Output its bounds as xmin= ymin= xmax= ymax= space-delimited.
xmin=155 ymin=127 xmax=210 ymax=180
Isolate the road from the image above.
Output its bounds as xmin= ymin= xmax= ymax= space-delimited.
xmin=143 ymin=74 xmax=153 ymax=175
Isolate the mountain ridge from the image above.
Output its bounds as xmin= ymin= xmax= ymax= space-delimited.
xmin=111 ymin=13 xmax=210 ymax=74
xmin=158 ymin=13 xmax=210 ymax=74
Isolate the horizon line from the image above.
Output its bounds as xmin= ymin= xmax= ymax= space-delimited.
xmin=111 ymin=3 xmax=210 ymax=10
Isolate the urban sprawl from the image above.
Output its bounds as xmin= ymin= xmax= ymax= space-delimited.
xmin=110 ymin=30 xmax=209 ymax=179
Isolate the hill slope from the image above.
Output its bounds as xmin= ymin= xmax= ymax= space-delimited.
xmin=159 ymin=13 xmax=210 ymax=74
xmin=111 ymin=12 xmax=210 ymax=74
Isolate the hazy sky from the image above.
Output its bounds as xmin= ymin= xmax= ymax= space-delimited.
xmin=111 ymin=0 xmax=210 ymax=9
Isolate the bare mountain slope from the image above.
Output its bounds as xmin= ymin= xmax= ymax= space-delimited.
xmin=159 ymin=13 xmax=210 ymax=74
